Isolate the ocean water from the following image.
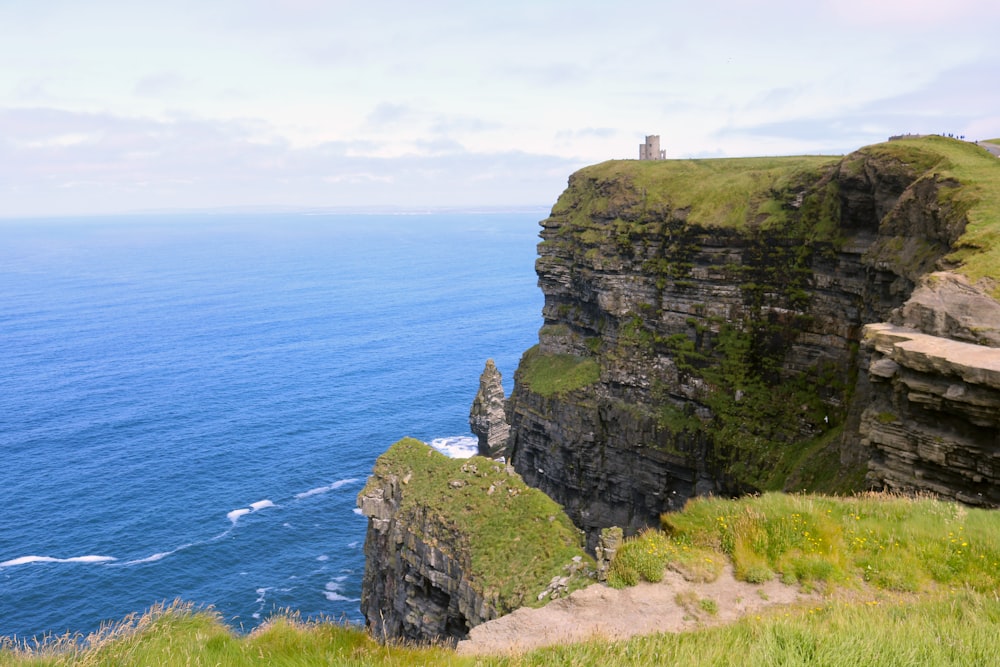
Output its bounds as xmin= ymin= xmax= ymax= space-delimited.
xmin=0 ymin=211 xmax=544 ymax=641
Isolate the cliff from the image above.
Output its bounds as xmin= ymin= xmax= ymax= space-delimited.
xmin=357 ymin=438 xmax=590 ymax=644
xmin=505 ymin=136 xmax=1000 ymax=546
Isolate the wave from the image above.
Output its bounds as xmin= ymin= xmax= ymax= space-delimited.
xmin=121 ymin=543 xmax=196 ymax=566
xmin=226 ymin=508 xmax=252 ymax=524
xmin=429 ymin=435 xmax=478 ymax=459
xmin=0 ymin=554 xmax=117 ymax=568
xmin=323 ymin=579 xmax=360 ymax=603
xmin=227 ymin=499 xmax=276 ymax=524
xmin=124 ymin=551 xmax=172 ymax=565
xmin=294 ymin=478 xmax=359 ymax=499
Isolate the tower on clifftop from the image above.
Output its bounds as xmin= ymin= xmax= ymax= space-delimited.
xmin=639 ymin=135 xmax=665 ymax=160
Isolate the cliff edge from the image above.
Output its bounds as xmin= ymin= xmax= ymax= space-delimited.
xmin=505 ymin=135 xmax=1000 ymax=546
xmin=357 ymin=438 xmax=591 ymax=644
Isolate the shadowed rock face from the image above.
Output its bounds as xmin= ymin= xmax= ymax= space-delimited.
xmin=504 ymin=140 xmax=1000 ymax=547
xmin=356 ymin=439 xmax=591 ymax=644
xmin=357 ymin=463 xmax=499 ymax=644
xmin=469 ymin=359 xmax=510 ymax=459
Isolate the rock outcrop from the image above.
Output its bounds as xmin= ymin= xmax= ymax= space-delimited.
xmin=504 ymin=136 xmax=1000 ymax=547
xmin=469 ymin=359 xmax=510 ymax=458
xmin=357 ymin=438 xmax=590 ymax=644
xmin=860 ymin=322 xmax=1000 ymax=506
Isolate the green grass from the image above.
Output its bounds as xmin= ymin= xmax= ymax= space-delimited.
xmin=551 ymin=155 xmax=839 ymax=232
xmin=852 ymin=136 xmax=1000 ymax=294
xmin=0 ymin=601 xmax=464 ymax=666
xmin=575 ymin=491 xmax=1000 ymax=596
xmin=891 ymin=137 xmax=1000 ymax=292
xmin=8 ymin=593 xmax=1000 ymax=665
xmin=6 ymin=493 xmax=1000 ymax=665
xmin=662 ymin=492 xmax=1000 ymax=593
xmin=551 ymin=136 xmax=1000 ymax=296
xmin=514 ymin=345 xmax=600 ymax=398
xmin=359 ymin=438 xmax=591 ymax=609
xmin=491 ymin=591 xmax=1000 ymax=666
xmin=606 ymin=528 xmax=723 ymax=588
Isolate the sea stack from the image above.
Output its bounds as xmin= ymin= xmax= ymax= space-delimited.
xmin=469 ymin=359 xmax=510 ymax=459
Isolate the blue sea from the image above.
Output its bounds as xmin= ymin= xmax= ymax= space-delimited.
xmin=0 ymin=211 xmax=544 ymax=641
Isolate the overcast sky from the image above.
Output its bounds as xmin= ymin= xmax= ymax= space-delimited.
xmin=2 ymin=0 xmax=998 ymax=217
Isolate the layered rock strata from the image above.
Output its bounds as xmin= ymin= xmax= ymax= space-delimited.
xmin=860 ymin=322 xmax=1000 ymax=506
xmin=358 ymin=467 xmax=498 ymax=642
xmin=504 ymin=137 xmax=1000 ymax=547
xmin=357 ymin=438 xmax=590 ymax=643
xmin=469 ymin=359 xmax=510 ymax=458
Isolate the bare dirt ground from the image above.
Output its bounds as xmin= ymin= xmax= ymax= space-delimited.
xmin=455 ymin=566 xmax=818 ymax=656
xmin=980 ymin=141 xmax=1000 ymax=157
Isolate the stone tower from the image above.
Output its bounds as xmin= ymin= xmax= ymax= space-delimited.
xmin=639 ymin=135 xmax=665 ymax=160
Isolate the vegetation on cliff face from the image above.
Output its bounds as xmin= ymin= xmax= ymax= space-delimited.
xmin=549 ymin=135 xmax=999 ymax=288
xmin=908 ymin=137 xmax=1000 ymax=292
xmin=513 ymin=344 xmax=600 ymax=398
xmin=359 ymin=438 xmax=591 ymax=609
xmin=517 ymin=135 xmax=1000 ymax=509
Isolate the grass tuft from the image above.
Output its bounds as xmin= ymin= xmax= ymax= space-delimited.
xmin=514 ymin=345 xmax=600 ymax=398
xmin=662 ymin=492 xmax=1000 ymax=592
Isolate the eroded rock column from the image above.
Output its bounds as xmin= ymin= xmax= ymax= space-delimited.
xmin=469 ymin=359 xmax=510 ymax=459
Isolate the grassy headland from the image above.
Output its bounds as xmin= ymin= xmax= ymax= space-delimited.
xmin=551 ymin=135 xmax=1000 ymax=293
xmin=551 ymin=154 xmax=840 ymax=232
xmin=359 ymin=438 xmax=591 ymax=608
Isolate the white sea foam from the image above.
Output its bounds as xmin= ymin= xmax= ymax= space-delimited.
xmin=316 ymin=554 xmax=329 ymax=561
xmin=351 ymin=508 xmax=363 ymax=516
xmin=0 ymin=555 xmax=117 ymax=568
xmin=429 ymin=435 xmax=478 ymax=459
xmin=323 ymin=580 xmax=360 ymax=602
xmin=294 ymin=478 xmax=360 ymax=499
xmin=124 ymin=551 xmax=172 ymax=565
xmin=227 ymin=508 xmax=252 ymax=524
xmin=323 ymin=591 xmax=356 ymax=602
xmin=227 ymin=500 xmax=275 ymax=525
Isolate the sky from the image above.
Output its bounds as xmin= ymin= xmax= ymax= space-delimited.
xmin=2 ymin=0 xmax=999 ymax=217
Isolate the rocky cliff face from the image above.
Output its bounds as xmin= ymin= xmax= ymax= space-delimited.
xmin=358 ymin=473 xmax=498 ymax=642
xmin=860 ymin=322 xmax=1000 ymax=506
xmin=505 ymin=137 xmax=1000 ymax=547
xmin=357 ymin=438 xmax=590 ymax=644
xmin=469 ymin=359 xmax=510 ymax=458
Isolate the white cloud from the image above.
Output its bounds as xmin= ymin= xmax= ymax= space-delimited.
xmin=0 ymin=1 xmax=997 ymax=215
xmin=0 ymin=106 xmax=580 ymax=216
xmin=134 ymin=72 xmax=191 ymax=97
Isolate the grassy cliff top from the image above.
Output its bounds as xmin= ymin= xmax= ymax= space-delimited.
xmin=360 ymin=438 xmax=590 ymax=607
xmin=550 ymin=135 xmax=1000 ymax=291
xmin=551 ymin=153 xmax=838 ymax=230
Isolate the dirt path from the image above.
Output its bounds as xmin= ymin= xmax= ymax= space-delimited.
xmin=980 ymin=141 xmax=1000 ymax=157
xmin=455 ymin=566 xmax=817 ymax=656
